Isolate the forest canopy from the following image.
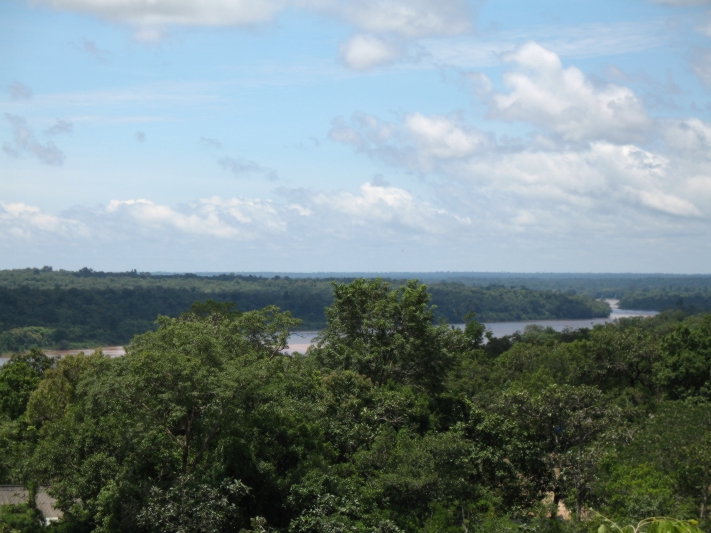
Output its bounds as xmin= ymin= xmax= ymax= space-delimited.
xmin=0 ymin=278 xmax=709 ymax=533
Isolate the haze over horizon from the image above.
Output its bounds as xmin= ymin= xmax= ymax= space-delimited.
xmin=3 ymin=0 xmax=711 ymax=273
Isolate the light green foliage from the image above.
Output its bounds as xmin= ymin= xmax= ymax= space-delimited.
xmin=25 ymin=350 xmax=103 ymax=424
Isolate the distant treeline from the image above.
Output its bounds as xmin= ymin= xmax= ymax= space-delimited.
xmin=620 ymin=288 xmax=711 ymax=313
xmin=4 ymin=267 xmax=711 ymax=298
xmin=0 ymin=268 xmax=610 ymax=352
xmin=175 ymin=271 xmax=711 ymax=298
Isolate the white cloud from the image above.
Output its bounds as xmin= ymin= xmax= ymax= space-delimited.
xmin=662 ymin=117 xmax=711 ymax=153
xmin=311 ymin=182 xmax=469 ymax=233
xmin=30 ymin=0 xmax=474 ymax=50
xmin=450 ymin=142 xmax=704 ymax=218
xmin=106 ymin=197 xmax=285 ymax=238
xmin=32 ymin=0 xmax=287 ymax=27
xmin=329 ymin=56 xmax=708 ymax=227
xmin=489 ymin=42 xmax=651 ymax=143
xmin=0 ymin=182 xmax=471 ymax=253
xmin=330 ymin=112 xmax=495 ymax=172
xmin=404 ymin=113 xmax=493 ymax=160
xmin=0 ymin=202 xmax=88 ymax=239
xmin=333 ymin=0 xmax=472 ymax=38
xmin=339 ymin=34 xmax=403 ymax=70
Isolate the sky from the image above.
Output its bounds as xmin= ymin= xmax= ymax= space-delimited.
xmin=2 ymin=0 xmax=711 ymax=273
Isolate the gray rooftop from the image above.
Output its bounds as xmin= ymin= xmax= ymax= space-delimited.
xmin=0 ymin=486 xmax=62 ymax=520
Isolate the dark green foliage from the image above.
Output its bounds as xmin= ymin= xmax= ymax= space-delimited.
xmin=620 ymin=290 xmax=711 ymax=314
xmin=2 ymin=278 xmax=710 ymax=532
xmin=312 ymin=279 xmax=458 ymax=391
xmin=428 ymin=284 xmax=610 ymax=322
xmin=0 ymin=269 xmax=610 ymax=351
xmin=594 ymin=402 xmax=711 ymax=524
xmin=655 ymin=322 xmax=711 ymax=400
xmin=0 ymin=351 xmax=52 ymax=419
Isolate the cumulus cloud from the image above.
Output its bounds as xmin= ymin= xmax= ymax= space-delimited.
xmin=489 ymin=42 xmax=652 ymax=143
xmin=310 ymin=182 xmax=470 ymax=233
xmin=460 ymin=143 xmax=703 ymax=218
xmin=106 ymin=197 xmax=285 ymax=238
xmin=662 ymin=117 xmax=711 ymax=154
xmin=219 ymin=157 xmax=278 ymax=181
xmin=330 ymin=112 xmax=494 ymax=171
xmin=7 ymin=81 xmax=33 ymax=100
xmin=328 ymin=43 xmax=711 ymax=230
xmin=1 ymin=180 xmax=468 ymax=247
xmin=339 ymin=34 xmax=403 ymax=70
xmin=0 ymin=202 xmax=88 ymax=239
xmin=3 ymin=114 xmax=66 ymax=165
xmin=332 ymin=109 xmax=707 ymax=221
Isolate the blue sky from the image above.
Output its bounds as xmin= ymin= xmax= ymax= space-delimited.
xmin=2 ymin=0 xmax=711 ymax=273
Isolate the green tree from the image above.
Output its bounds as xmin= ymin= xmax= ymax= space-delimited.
xmin=497 ymin=384 xmax=622 ymax=519
xmin=0 ymin=350 xmax=52 ymax=420
xmin=655 ymin=323 xmax=711 ymax=400
xmin=29 ymin=306 xmax=302 ymax=532
xmin=313 ymin=279 xmax=456 ymax=391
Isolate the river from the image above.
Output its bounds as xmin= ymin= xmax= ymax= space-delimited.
xmin=285 ymin=299 xmax=659 ymax=353
xmin=0 ymin=301 xmax=658 ymax=364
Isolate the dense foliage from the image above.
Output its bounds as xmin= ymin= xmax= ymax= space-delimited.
xmin=0 ymin=269 xmax=610 ymax=352
xmin=0 ymin=279 xmax=709 ymax=533
xmin=620 ymin=290 xmax=711 ymax=315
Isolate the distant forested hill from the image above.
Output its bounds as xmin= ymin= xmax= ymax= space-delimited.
xmin=0 ymin=268 xmax=610 ymax=352
xmin=620 ymin=289 xmax=711 ymax=313
xmin=190 ymin=271 xmax=711 ymax=299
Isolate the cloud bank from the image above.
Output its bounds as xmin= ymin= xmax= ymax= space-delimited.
xmin=330 ymin=43 xmax=711 ymax=237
